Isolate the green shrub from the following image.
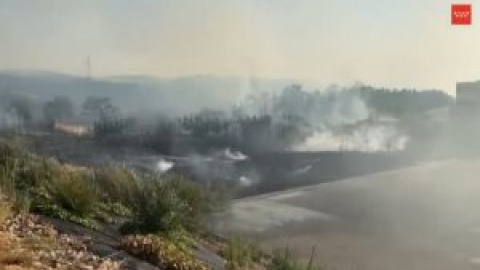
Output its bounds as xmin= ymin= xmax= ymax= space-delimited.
xmin=97 ymin=202 xmax=131 ymax=217
xmin=94 ymin=166 xmax=139 ymax=207
xmin=0 ymin=139 xmax=214 ymax=239
xmin=126 ymin=174 xmax=209 ymax=235
xmin=163 ymin=175 xmax=209 ymax=233
xmin=33 ymin=202 xmax=99 ymax=229
xmin=0 ymin=151 xmax=32 ymax=214
xmin=42 ymin=169 xmax=98 ymax=217
xmin=130 ymin=177 xmax=189 ymax=233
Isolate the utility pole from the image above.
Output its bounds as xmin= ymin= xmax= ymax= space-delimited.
xmin=86 ymin=55 xmax=92 ymax=80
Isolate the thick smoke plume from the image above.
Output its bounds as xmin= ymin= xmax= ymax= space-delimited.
xmin=293 ymin=125 xmax=409 ymax=152
xmin=243 ymin=84 xmax=411 ymax=152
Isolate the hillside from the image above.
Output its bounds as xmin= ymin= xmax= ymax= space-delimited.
xmin=0 ymin=138 xmax=319 ymax=270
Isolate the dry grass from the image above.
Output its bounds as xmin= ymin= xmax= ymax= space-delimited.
xmin=118 ymin=234 xmax=208 ymax=270
xmin=0 ymin=266 xmax=35 ymax=270
xmin=219 ymin=237 xmax=264 ymax=270
xmin=0 ymin=253 xmax=33 ymax=268
xmin=0 ymin=233 xmax=33 ymax=269
xmin=0 ymin=202 xmax=11 ymax=224
xmin=0 ymin=214 xmax=123 ymax=270
xmin=20 ymin=236 xmax=57 ymax=252
xmin=0 ymin=232 xmax=13 ymax=252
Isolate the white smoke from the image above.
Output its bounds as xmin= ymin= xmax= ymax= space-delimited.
xmin=239 ymin=175 xmax=254 ymax=186
xmin=313 ymin=89 xmax=370 ymax=128
xmin=293 ymin=124 xmax=409 ymax=152
xmin=224 ymin=148 xmax=248 ymax=161
xmin=289 ymin=165 xmax=313 ymax=176
xmin=156 ymin=158 xmax=174 ymax=173
xmin=266 ymin=85 xmax=410 ymax=152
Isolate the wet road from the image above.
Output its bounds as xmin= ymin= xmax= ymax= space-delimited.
xmin=212 ymin=159 xmax=480 ymax=270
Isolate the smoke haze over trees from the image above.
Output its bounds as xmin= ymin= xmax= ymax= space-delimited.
xmin=43 ymin=96 xmax=75 ymax=121
xmin=0 ymin=71 xmax=453 ymax=153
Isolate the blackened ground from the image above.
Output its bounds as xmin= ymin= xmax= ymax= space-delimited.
xmin=23 ymin=132 xmax=439 ymax=199
xmin=236 ymin=150 xmax=426 ymax=197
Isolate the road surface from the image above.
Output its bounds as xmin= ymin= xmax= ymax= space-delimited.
xmin=212 ymin=158 xmax=480 ymax=270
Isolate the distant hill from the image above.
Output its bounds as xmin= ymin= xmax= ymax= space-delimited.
xmin=0 ymin=70 xmax=454 ymax=121
xmin=0 ymin=71 xmax=294 ymax=116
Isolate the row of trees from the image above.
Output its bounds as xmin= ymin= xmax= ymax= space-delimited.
xmin=2 ymin=84 xmax=454 ymax=154
xmin=3 ymin=95 xmax=120 ymax=126
xmin=88 ymin=84 xmax=454 ymax=154
xmin=4 ymin=83 xmax=453 ymax=127
xmin=241 ymin=84 xmax=453 ymax=122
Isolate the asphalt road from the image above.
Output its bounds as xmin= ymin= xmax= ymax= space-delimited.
xmin=212 ymin=158 xmax=480 ymax=270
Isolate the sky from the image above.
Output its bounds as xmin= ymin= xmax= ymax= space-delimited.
xmin=0 ymin=0 xmax=479 ymax=95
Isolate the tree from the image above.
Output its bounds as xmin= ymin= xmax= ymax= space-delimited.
xmin=43 ymin=96 xmax=75 ymax=121
xmin=7 ymin=97 xmax=33 ymax=124
xmin=82 ymin=96 xmax=119 ymax=121
xmin=246 ymin=91 xmax=274 ymax=116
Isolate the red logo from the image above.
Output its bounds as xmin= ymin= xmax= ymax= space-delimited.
xmin=452 ymin=4 xmax=472 ymax=25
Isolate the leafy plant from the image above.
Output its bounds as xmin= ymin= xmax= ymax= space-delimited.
xmin=125 ymin=174 xmax=210 ymax=235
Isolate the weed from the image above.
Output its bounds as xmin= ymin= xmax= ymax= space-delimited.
xmin=271 ymin=246 xmax=319 ymax=270
xmin=220 ymin=236 xmax=263 ymax=269
xmin=43 ymin=169 xmax=98 ymax=217
xmin=94 ymin=166 xmax=139 ymax=207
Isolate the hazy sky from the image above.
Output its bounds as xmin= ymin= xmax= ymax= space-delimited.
xmin=1 ymin=0 xmax=479 ymax=94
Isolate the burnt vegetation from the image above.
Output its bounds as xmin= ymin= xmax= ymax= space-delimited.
xmin=0 ymin=74 xmax=458 ymax=269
